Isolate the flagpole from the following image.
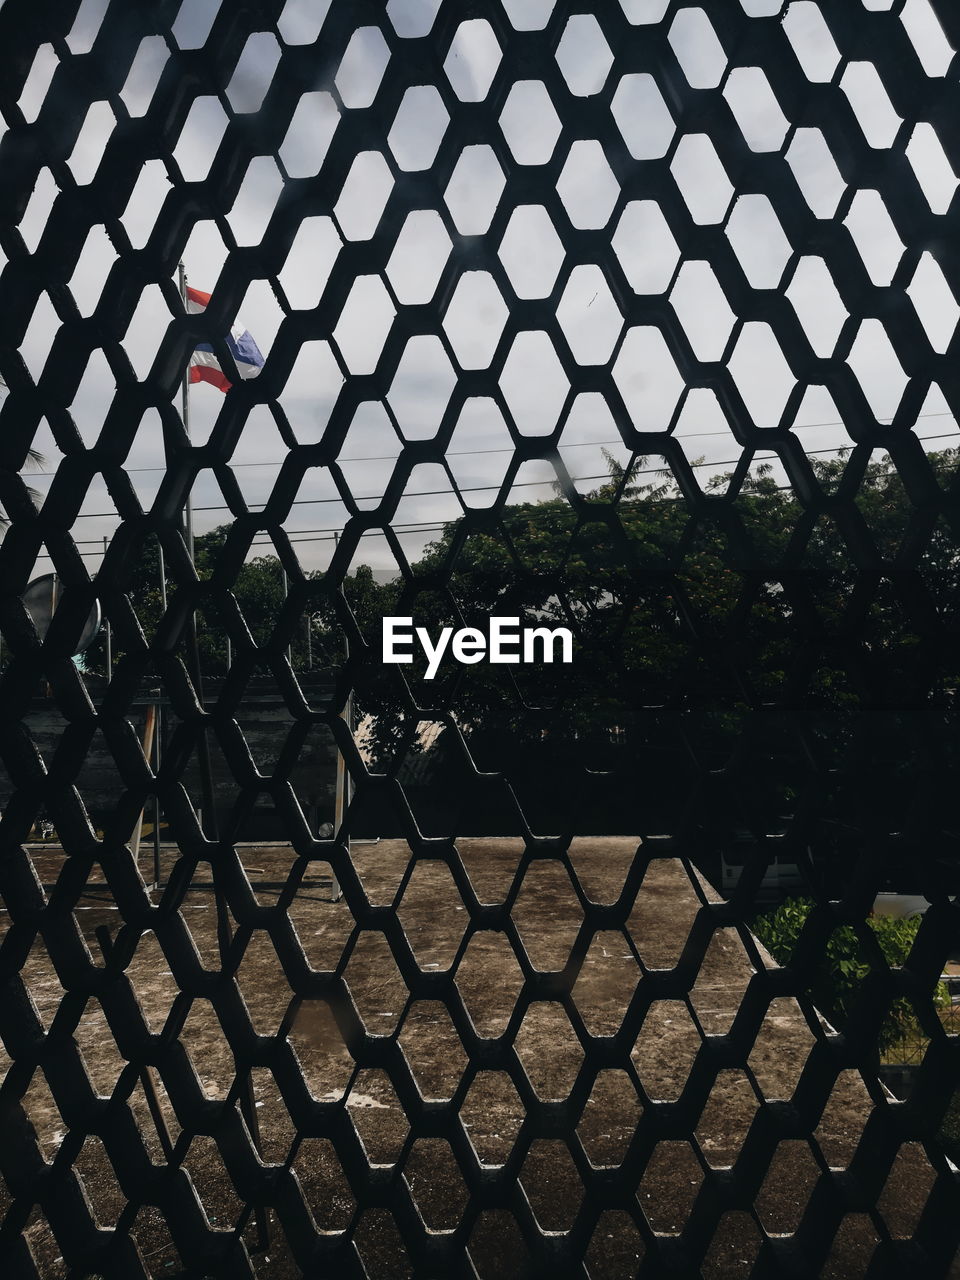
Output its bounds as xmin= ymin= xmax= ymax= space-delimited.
xmin=179 ymin=262 xmax=219 ymax=845
xmin=180 ymin=267 xmax=265 ymax=1221
xmin=178 ymin=263 xmax=194 ymax=561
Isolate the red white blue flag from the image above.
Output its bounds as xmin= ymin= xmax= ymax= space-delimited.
xmin=186 ymin=285 xmax=264 ymax=393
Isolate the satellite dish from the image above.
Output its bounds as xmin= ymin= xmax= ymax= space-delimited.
xmin=21 ymin=574 xmax=102 ymax=655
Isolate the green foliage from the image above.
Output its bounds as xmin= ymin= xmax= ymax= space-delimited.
xmin=347 ymin=446 xmax=960 ymax=775
xmin=83 ymin=527 xmax=321 ymax=677
xmin=78 ymin=447 xmax=960 ymax=797
xmin=753 ymin=897 xmax=948 ymax=1054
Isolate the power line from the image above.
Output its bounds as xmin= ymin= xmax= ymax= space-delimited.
xmin=60 ymin=430 xmax=960 ymax=521
xmin=26 ymin=430 xmax=960 ymax=563
xmin=27 ymin=434 xmax=705 ymax=478
xmin=25 ymin=410 xmax=960 ymax=478
xmin=36 ymin=522 xmax=448 ymax=559
xmin=27 ymin=437 xmax=629 ymax=476
xmin=62 ymin=519 xmax=453 ymax=547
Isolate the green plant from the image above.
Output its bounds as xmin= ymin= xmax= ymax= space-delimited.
xmin=753 ymin=897 xmax=948 ymax=1055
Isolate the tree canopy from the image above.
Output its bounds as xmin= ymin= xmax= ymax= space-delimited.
xmin=78 ymin=446 xmax=960 ymax=842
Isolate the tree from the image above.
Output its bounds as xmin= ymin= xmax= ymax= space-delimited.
xmin=74 ymin=448 xmax=960 ymax=839
xmin=340 ymin=445 xmax=960 ymax=838
xmin=83 ymin=526 xmax=320 ymax=678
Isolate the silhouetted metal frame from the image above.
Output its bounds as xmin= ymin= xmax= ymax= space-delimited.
xmin=0 ymin=0 xmax=959 ymax=1276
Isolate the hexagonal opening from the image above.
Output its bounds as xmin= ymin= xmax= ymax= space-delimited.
xmin=787 ymin=257 xmax=848 ymax=358
xmin=332 ymin=275 xmax=396 ymax=374
xmin=613 ymin=327 xmax=684 ymax=429
xmin=278 ymin=89 xmax=339 ymax=178
xmin=498 ymin=204 xmax=565 ymax=299
xmin=519 ymin=1140 xmax=584 ymax=1231
xmin=399 ymin=1000 xmax=468 ymax=1101
xmin=725 ymin=194 xmax=793 ymax=288
xmin=611 ymin=73 xmax=674 ymax=159
xmin=631 ymin=999 xmax=701 ymax=1101
xmin=670 ymin=133 xmax=733 ymax=224
xmin=387 ymin=0 xmax=441 ymax=38
xmin=556 ymin=15 xmax=613 ymax=97
xmin=444 ymin=144 xmax=505 ymax=235
xmin=669 ymin=260 xmax=735 ymax=362
xmin=515 ymin=1001 xmax=583 ymax=1100
xmin=668 ymin=8 xmax=727 ymax=89
xmin=571 ymin=931 xmax=640 ymax=1037
xmin=444 ymin=19 xmax=501 ymax=102
xmin=557 ymin=140 xmax=620 ymax=230
xmin=499 ymin=80 xmax=561 ymax=165
xmin=335 ymin=25 xmax=390 ymax=108
xmin=343 ymin=929 xmax=409 ymax=1035
xmin=723 ymin=66 xmax=789 ymax=152
xmin=460 ymin=1070 xmax=524 ymax=1165
xmin=578 ymin=1070 xmax=644 ymax=1166
xmin=727 ymin=322 xmax=796 ymax=426
xmin=637 ymin=1141 xmax=703 ymax=1233
xmin=388 ymin=85 xmax=449 ymax=171
xmin=456 ymin=929 xmax=524 ymax=1036
xmin=386 ymin=209 xmax=452 ymax=305
xmin=404 ymin=1138 xmax=469 ymax=1228
xmin=443 ymin=272 xmax=508 ymax=370
xmin=557 ymin=264 xmax=623 ymax=365
xmin=388 ymin=335 xmax=457 ymax=439
xmin=334 ymin=150 xmax=394 ymax=240
xmin=500 ymin=331 xmax=570 ymax=434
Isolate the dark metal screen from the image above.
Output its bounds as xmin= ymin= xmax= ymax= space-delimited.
xmin=1 ymin=0 xmax=959 ymax=1275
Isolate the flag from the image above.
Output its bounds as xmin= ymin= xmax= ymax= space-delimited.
xmin=186 ymin=285 xmax=264 ymax=392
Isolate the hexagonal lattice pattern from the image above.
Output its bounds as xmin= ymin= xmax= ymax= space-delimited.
xmin=1 ymin=1 xmax=960 ymax=1277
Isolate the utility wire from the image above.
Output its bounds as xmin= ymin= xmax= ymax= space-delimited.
xmin=25 ymin=410 xmax=959 ymax=478
xmin=38 ymin=523 xmax=450 ymax=559
xmin=27 ymin=429 xmax=959 ymax=564
xmin=60 ymin=430 xmax=960 ymax=521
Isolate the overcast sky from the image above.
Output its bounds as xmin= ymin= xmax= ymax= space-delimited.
xmin=6 ymin=0 xmax=958 ymax=581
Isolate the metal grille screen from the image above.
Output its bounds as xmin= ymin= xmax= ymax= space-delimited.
xmin=1 ymin=0 xmax=959 ymax=1275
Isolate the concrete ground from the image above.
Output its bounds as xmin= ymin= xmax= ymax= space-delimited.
xmin=1 ymin=839 xmax=943 ymax=1277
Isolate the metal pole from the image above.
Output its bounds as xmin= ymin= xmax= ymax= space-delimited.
xmin=282 ymin=567 xmax=291 ymax=666
xmin=152 ymin=699 xmax=162 ymax=888
xmin=331 ymin=603 xmax=350 ymax=901
xmin=334 ymin=693 xmax=354 ymax=830
xmin=158 ymin=541 xmax=167 ymax=612
xmin=179 ymin=264 xmax=194 ymax=563
xmin=130 ymin=702 xmax=157 ymax=865
xmin=226 ymin=635 xmax=232 ymax=671
xmin=332 ymin=708 xmax=348 ymax=904
xmin=320 ymin=533 xmax=348 ymax=896
xmin=179 ymin=262 xmax=219 ymax=843
xmin=44 ymin=574 xmax=58 ymax=699
xmin=155 ymin=541 xmax=168 ymax=882
xmin=103 ymin=538 xmax=111 ymax=680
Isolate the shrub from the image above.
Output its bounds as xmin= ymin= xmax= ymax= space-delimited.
xmin=753 ymin=897 xmax=947 ymax=1055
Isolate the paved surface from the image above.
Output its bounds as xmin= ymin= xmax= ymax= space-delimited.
xmin=2 ymin=839 xmax=939 ymax=1277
